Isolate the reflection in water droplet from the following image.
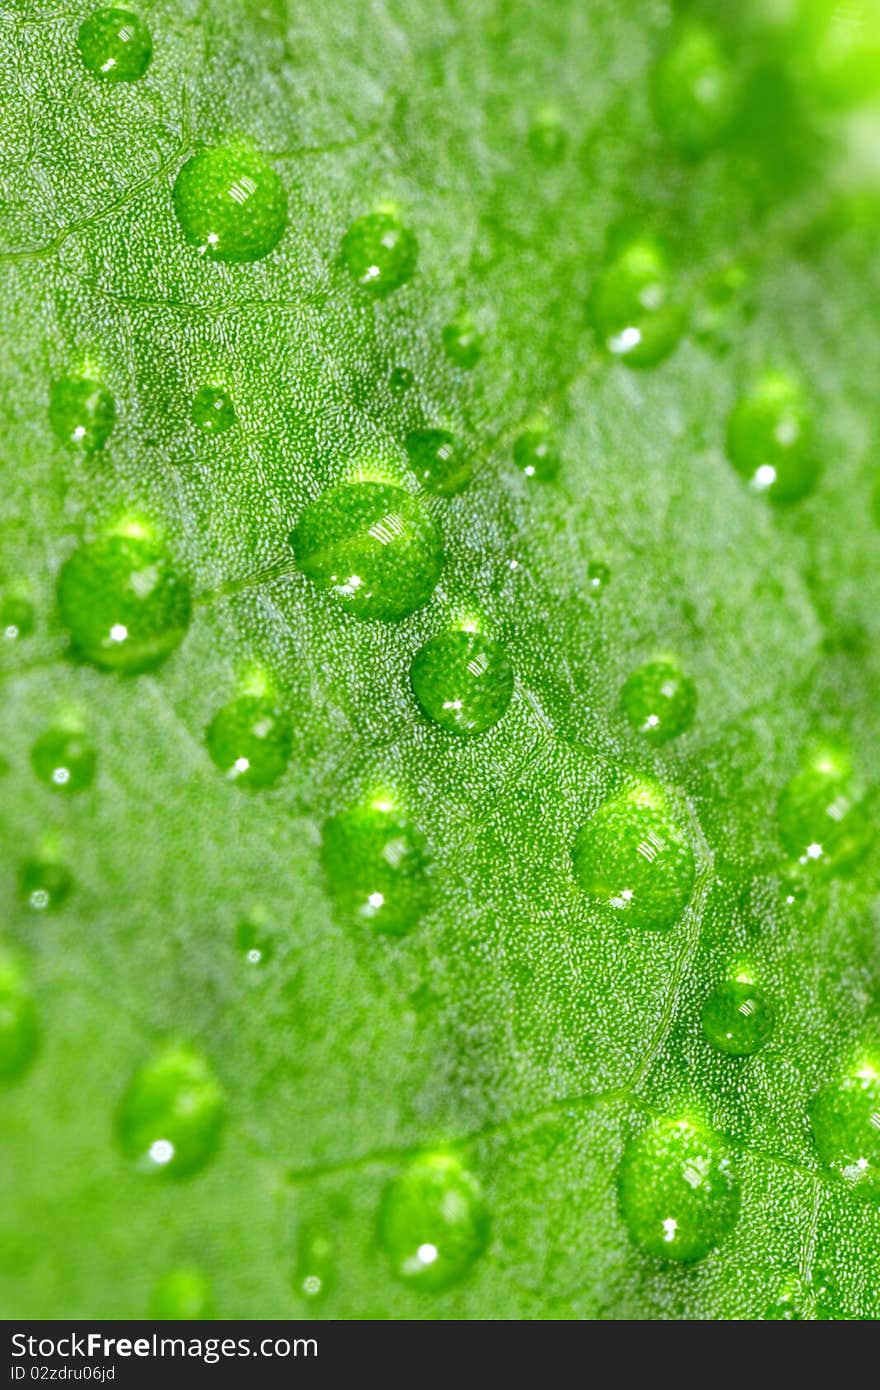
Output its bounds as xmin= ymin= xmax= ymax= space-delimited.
xmin=777 ymin=745 xmax=871 ymax=875
xmin=191 ymin=385 xmax=236 ymax=435
xmin=651 ymin=24 xmax=738 ymax=159
xmin=405 ymin=428 xmax=472 ymax=496
xmin=620 ymin=658 xmax=696 ymax=744
xmin=1 ymin=595 xmax=35 ymax=644
xmin=727 ymin=373 xmax=818 ymax=503
xmin=410 ymin=628 xmax=514 ymax=736
xmin=294 ymin=1225 xmax=335 ymax=1301
xmin=379 ymin=1153 xmax=489 ymax=1291
xmin=49 ymin=376 xmax=116 ymax=450
xmin=290 ymin=481 xmax=443 ymax=622
xmin=617 ymin=1117 xmax=740 ymax=1261
xmin=322 ymin=793 xmax=430 ymax=937
xmin=513 ymin=429 xmax=560 ymax=482
xmin=341 ymin=212 xmax=418 ymax=296
xmin=31 ymin=727 xmax=96 ymax=794
xmin=19 ymin=859 xmax=73 ymax=914
xmin=590 ymin=236 xmax=686 ymax=368
xmin=116 ymin=1045 xmax=225 ymax=1180
xmin=572 ymin=781 xmax=694 ymax=931
xmin=77 ymin=8 xmax=153 ymax=83
xmin=205 ymin=695 xmax=292 ymax=790
xmin=701 ymin=979 xmax=774 ymax=1056
xmin=442 ymin=314 xmax=483 ymax=369
xmin=809 ymin=1062 xmax=880 ymax=1199
xmin=173 ymin=146 xmax=288 ymax=263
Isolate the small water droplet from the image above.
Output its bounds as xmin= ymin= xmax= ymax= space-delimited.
xmin=587 ymin=561 xmax=610 ymax=596
xmin=116 ymin=1045 xmax=225 ymax=1180
xmin=617 ymin=1117 xmax=740 ymax=1262
xmin=651 ymin=24 xmax=738 ymax=159
xmin=0 ymin=594 xmax=35 ymax=644
xmin=0 ymin=953 xmax=39 ymax=1086
xmin=410 ymin=628 xmax=514 ymax=736
xmin=701 ymin=979 xmax=775 ymax=1056
xmin=726 ymin=372 xmax=818 ymax=503
xmin=191 ymin=385 xmax=236 ymax=435
xmin=762 ymin=1274 xmax=814 ymax=1320
xmin=149 ymin=1267 xmax=214 ymax=1320
xmin=590 ymin=237 xmax=687 ymax=368
xmin=321 ymin=792 xmax=430 ymax=937
xmin=31 ymin=726 xmax=96 ymax=794
xmin=49 ymin=376 xmax=116 ymax=450
xmin=442 ymin=314 xmax=483 ymax=369
xmin=205 ymin=695 xmax=292 ymax=790
xmin=57 ymin=530 xmax=191 ymax=674
xmin=290 ymin=481 xmax=444 ymax=622
xmin=527 ymin=109 xmax=568 ymax=164
xmin=809 ymin=1060 xmax=880 ymax=1199
xmin=235 ymin=917 xmax=274 ymax=967
xmin=405 ymin=428 xmax=472 ymax=496
xmin=389 ymin=366 xmax=414 ymax=394
xmin=341 ymin=212 xmax=418 ymax=296
xmin=172 ymin=146 xmax=288 ymax=263
xmin=513 ymin=428 xmax=560 ymax=482
xmin=379 ymin=1153 xmax=490 ymax=1291
xmin=294 ymin=1225 xmax=335 ymax=1301
xmin=620 ymin=658 xmax=696 ymax=744
xmin=77 ymin=8 xmax=152 ymax=83
xmin=19 ymin=859 xmax=73 ymax=914
xmin=572 ymin=781 xmax=695 ymax=930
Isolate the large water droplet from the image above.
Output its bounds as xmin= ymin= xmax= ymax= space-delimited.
xmin=726 ymin=373 xmax=818 ymax=503
xmin=617 ymin=1117 xmax=740 ymax=1262
xmin=49 ymin=376 xmax=115 ymax=450
xmin=590 ymin=237 xmax=687 ymax=368
xmin=77 ymin=8 xmax=152 ymax=83
xmin=809 ymin=1061 xmax=880 ymax=1199
xmin=321 ymin=793 xmax=430 ymax=937
xmin=379 ymin=1153 xmax=490 ymax=1291
xmin=116 ymin=1045 xmax=225 ymax=1180
xmin=410 ymin=628 xmax=514 ymax=737
xmin=149 ymin=1268 xmax=214 ymax=1320
xmin=57 ymin=531 xmax=191 ymax=674
xmin=0 ymin=953 xmax=39 ymax=1086
xmin=341 ymin=212 xmax=418 ymax=297
xmin=404 ymin=429 xmax=472 ymax=497
xmin=172 ymin=146 xmax=288 ymax=263
xmin=651 ymin=24 xmax=738 ymax=159
xmin=777 ymin=745 xmax=871 ymax=874
xmin=620 ymin=658 xmax=696 ymax=744
xmin=572 ymin=781 xmax=695 ymax=931
xmin=31 ymin=726 xmax=96 ymax=794
xmin=205 ymin=695 xmax=292 ymax=790
xmin=701 ymin=978 xmax=775 ymax=1056
xmin=290 ymin=481 xmax=443 ymax=622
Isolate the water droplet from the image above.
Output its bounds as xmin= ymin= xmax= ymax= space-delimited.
xmin=149 ymin=1268 xmax=214 ymax=1320
xmin=701 ymin=979 xmax=775 ymax=1056
xmin=527 ymin=109 xmax=568 ymax=163
xmin=762 ymin=1274 xmax=814 ymax=1320
xmin=235 ymin=917 xmax=274 ymax=967
xmin=410 ymin=628 xmax=514 ymax=737
xmin=191 ymin=385 xmax=236 ymax=435
xmin=205 ymin=695 xmax=292 ymax=790
xmin=0 ymin=954 xmax=39 ymax=1086
xmin=442 ymin=314 xmax=483 ymax=369
xmin=651 ymin=24 xmax=738 ymax=159
xmin=620 ymin=658 xmax=696 ymax=744
xmin=57 ymin=531 xmax=191 ymax=674
xmin=321 ymin=793 xmax=430 ymax=937
xmin=617 ymin=1117 xmax=740 ymax=1262
xmin=587 ymin=561 xmax=610 ymax=596
xmin=572 ymin=781 xmax=695 ymax=931
xmin=77 ymin=8 xmax=152 ymax=83
xmin=777 ymin=745 xmax=871 ymax=874
xmin=404 ymin=428 xmax=472 ymax=497
xmin=1 ymin=594 xmax=35 ymax=644
xmin=809 ymin=1061 xmax=880 ymax=1199
xmin=31 ymin=727 xmax=96 ymax=794
xmin=341 ymin=212 xmax=418 ymax=297
xmin=726 ymin=373 xmax=818 ymax=503
xmin=389 ymin=366 xmax=414 ymax=394
xmin=19 ymin=859 xmax=73 ymax=914
xmin=290 ymin=481 xmax=443 ymax=622
xmin=379 ymin=1153 xmax=489 ymax=1291
xmin=513 ymin=428 xmax=560 ymax=482
xmin=294 ymin=1225 xmax=335 ymax=1301
xmin=590 ymin=237 xmax=687 ymax=368
xmin=49 ymin=376 xmax=116 ymax=450
xmin=116 ymin=1045 xmax=225 ymax=1180
xmin=172 ymin=146 xmax=288 ymax=264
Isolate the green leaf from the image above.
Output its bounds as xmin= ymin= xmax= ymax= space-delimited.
xmin=1 ymin=0 xmax=879 ymax=1321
